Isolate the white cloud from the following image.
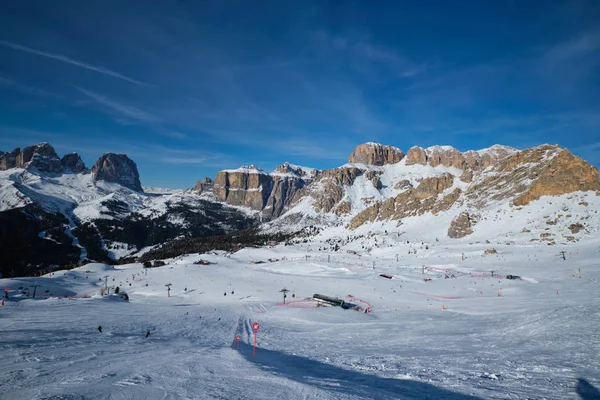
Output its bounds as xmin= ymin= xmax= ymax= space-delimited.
xmin=75 ymin=86 xmax=159 ymax=124
xmin=0 ymin=40 xmax=145 ymax=85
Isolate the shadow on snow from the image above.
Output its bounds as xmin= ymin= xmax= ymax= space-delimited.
xmin=235 ymin=341 xmax=483 ymax=400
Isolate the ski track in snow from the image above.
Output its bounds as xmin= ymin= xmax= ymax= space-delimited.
xmin=1 ymin=240 xmax=600 ymax=399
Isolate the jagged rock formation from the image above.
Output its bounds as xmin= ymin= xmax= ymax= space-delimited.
xmin=0 ymin=148 xmax=19 ymax=170
xmin=448 ymin=212 xmax=476 ymax=238
xmin=463 ymin=145 xmax=600 ymax=208
xmin=295 ymin=167 xmax=365 ymax=214
xmin=212 ymin=163 xmax=316 ymax=218
xmin=273 ymin=162 xmax=318 ymax=179
xmin=15 ymin=143 xmax=64 ymax=173
xmin=344 ymin=144 xmax=599 ymax=237
xmin=348 ymin=143 xmax=404 ymax=166
xmin=405 ymin=144 xmax=517 ymax=170
xmin=193 ymin=177 xmax=213 ymax=193
xmin=214 ymin=166 xmax=274 ymax=210
xmin=348 ymin=174 xmax=458 ymax=228
xmin=91 ymin=153 xmax=142 ymax=192
xmin=61 ymin=153 xmax=87 ymax=173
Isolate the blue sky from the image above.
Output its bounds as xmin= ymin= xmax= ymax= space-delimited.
xmin=1 ymin=0 xmax=599 ymax=188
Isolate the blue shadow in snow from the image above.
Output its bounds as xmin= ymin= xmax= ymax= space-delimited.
xmin=235 ymin=341 xmax=483 ymax=400
xmin=577 ymin=378 xmax=600 ymax=400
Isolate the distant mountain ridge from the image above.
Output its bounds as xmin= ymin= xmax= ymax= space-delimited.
xmin=1 ymin=140 xmax=599 ymax=277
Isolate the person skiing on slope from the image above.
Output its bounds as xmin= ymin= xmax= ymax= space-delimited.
xmin=145 ymin=330 xmax=151 ymax=338
xmin=98 ymin=325 xmax=102 ymax=333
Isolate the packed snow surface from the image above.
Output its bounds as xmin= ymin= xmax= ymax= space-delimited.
xmin=1 ymin=235 xmax=599 ymax=399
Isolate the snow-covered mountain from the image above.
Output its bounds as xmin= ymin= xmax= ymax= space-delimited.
xmin=0 ymin=143 xmax=259 ymax=277
xmin=2 ymin=141 xmax=599 ymax=277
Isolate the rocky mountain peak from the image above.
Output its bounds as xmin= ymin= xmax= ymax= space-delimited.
xmin=91 ymin=153 xmax=142 ymax=192
xmin=348 ymin=142 xmax=404 ymax=166
xmin=61 ymin=152 xmax=87 ymax=173
xmin=0 ymin=148 xmax=20 ymax=170
xmin=273 ymin=162 xmax=318 ymax=179
xmin=17 ymin=143 xmax=64 ymax=173
xmin=193 ymin=177 xmax=214 ymax=193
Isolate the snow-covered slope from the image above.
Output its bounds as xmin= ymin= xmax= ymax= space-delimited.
xmin=1 ymin=238 xmax=598 ymax=399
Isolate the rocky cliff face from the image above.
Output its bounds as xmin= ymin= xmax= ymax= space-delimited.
xmin=214 ymin=166 xmax=274 ymax=210
xmin=348 ymin=143 xmax=404 ymax=166
xmin=0 ymin=148 xmax=19 ymax=170
xmin=15 ymin=143 xmax=64 ymax=173
xmin=212 ymin=163 xmax=315 ymax=217
xmin=91 ymin=153 xmax=143 ymax=192
xmin=462 ymin=145 xmax=600 ymax=208
xmin=193 ymin=177 xmax=214 ymax=193
xmin=349 ymin=174 xmax=459 ymax=228
xmin=61 ymin=153 xmax=87 ymax=173
xmin=346 ymin=144 xmax=600 ymax=238
xmin=405 ymin=144 xmax=517 ymax=169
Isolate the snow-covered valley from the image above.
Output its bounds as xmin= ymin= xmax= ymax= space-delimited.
xmin=2 ymin=234 xmax=599 ymax=399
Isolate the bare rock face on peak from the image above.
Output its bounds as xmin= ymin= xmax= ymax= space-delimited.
xmin=348 ymin=143 xmax=404 ymax=166
xmin=17 ymin=143 xmax=64 ymax=173
xmin=426 ymin=146 xmax=465 ymax=169
xmin=405 ymin=146 xmax=428 ymax=165
xmin=0 ymin=148 xmax=20 ymax=170
xmin=193 ymin=177 xmax=214 ymax=193
xmin=273 ymin=162 xmax=318 ymax=179
xmin=214 ymin=166 xmax=274 ymax=210
xmin=61 ymin=153 xmax=87 ymax=173
xmin=405 ymin=145 xmax=517 ymax=170
xmin=91 ymin=153 xmax=142 ymax=192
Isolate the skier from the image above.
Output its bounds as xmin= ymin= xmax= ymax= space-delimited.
xmin=98 ymin=325 xmax=102 ymax=333
xmin=145 ymin=330 xmax=151 ymax=338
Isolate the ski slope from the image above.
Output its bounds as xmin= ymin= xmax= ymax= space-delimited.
xmin=1 ymin=240 xmax=599 ymax=399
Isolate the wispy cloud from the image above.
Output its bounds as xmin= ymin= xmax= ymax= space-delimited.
xmin=316 ymin=32 xmax=425 ymax=78
xmin=75 ymin=86 xmax=159 ymax=124
xmin=0 ymin=40 xmax=145 ymax=85
xmin=544 ymin=31 xmax=600 ymax=61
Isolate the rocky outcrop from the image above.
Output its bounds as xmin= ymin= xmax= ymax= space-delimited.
xmin=193 ymin=177 xmax=213 ymax=193
xmin=295 ymin=167 xmax=365 ymax=213
xmin=0 ymin=148 xmax=19 ymax=170
xmin=214 ymin=166 xmax=274 ymax=210
xmin=273 ymin=162 xmax=318 ymax=179
xmin=349 ymin=174 xmax=458 ymax=229
xmin=405 ymin=146 xmax=428 ymax=165
xmin=16 ymin=143 xmax=64 ymax=173
xmin=405 ymin=144 xmax=516 ymax=170
xmin=448 ymin=212 xmax=475 ymax=238
xmin=61 ymin=153 xmax=87 ymax=173
xmin=264 ymin=175 xmax=305 ymax=218
xmin=510 ymin=146 xmax=600 ymax=206
xmin=348 ymin=143 xmax=404 ymax=166
xmin=426 ymin=146 xmax=466 ymax=169
xmin=463 ymin=145 xmax=600 ymax=208
xmin=91 ymin=153 xmax=142 ymax=192
xmin=569 ymin=223 xmax=585 ymax=234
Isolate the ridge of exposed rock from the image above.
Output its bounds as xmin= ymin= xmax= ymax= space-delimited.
xmin=91 ymin=153 xmax=143 ymax=192
xmin=405 ymin=144 xmax=517 ymax=170
xmin=214 ymin=167 xmax=274 ymax=211
xmin=348 ymin=143 xmax=404 ymax=166
xmin=193 ymin=177 xmax=214 ymax=193
xmin=17 ymin=143 xmax=64 ymax=173
xmin=464 ymin=145 xmax=600 ymax=208
xmin=273 ymin=162 xmax=318 ymax=179
xmin=0 ymin=148 xmax=20 ymax=170
xmin=61 ymin=153 xmax=87 ymax=173
xmin=349 ymin=173 xmax=458 ymax=229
